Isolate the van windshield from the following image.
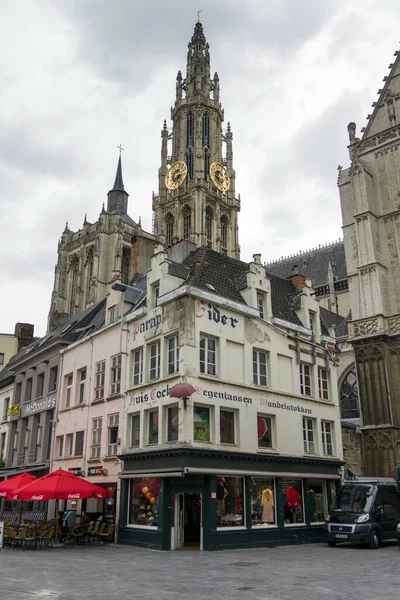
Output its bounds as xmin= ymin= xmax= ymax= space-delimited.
xmin=331 ymin=485 xmax=375 ymax=514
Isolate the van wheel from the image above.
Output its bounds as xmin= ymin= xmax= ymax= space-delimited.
xmin=327 ymin=541 xmax=337 ymax=547
xmin=369 ymin=530 xmax=380 ymax=549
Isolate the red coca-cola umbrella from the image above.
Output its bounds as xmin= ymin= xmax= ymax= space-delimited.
xmin=16 ymin=469 xmax=107 ymax=501
xmin=0 ymin=472 xmax=37 ymax=498
xmin=169 ymin=382 xmax=197 ymax=409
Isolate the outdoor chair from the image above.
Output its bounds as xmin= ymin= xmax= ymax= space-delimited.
xmin=91 ymin=522 xmax=106 ymax=544
xmin=68 ymin=525 xmax=85 ymax=545
xmin=39 ymin=527 xmax=55 ymax=549
xmin=13 ymin=528 xmax=36 ymax=550
xmin=99 ymin=524 xmax=115 ymax=545
xmin=4 ymin=526 xmax=17 ymax=549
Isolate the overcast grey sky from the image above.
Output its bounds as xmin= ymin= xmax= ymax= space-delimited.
xmin=0 ymin=0 xmax=399 ymax=337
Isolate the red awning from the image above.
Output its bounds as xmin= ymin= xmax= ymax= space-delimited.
xmin=0 ymin=472 xmax=37 ymax=498
xmin=15 ymin=468 xmax=107 ymax=501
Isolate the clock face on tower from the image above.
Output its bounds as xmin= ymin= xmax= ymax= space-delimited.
xmin=165 ymin=161 xmax=187 ymax=190
xmin=210 ymin=162 xmax=230 ymax=192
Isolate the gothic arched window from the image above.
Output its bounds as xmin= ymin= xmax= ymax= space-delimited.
xmin=205 ymin=207 xmax=213 ymax=248
xmin=69 ymin=254 xmax=80 ymax=315
xmin=187 ymin=113 xmax=194 ymax=147
xmin=186 ymin=148 xmax=194 ymax=180
xmin=182 ymin=206 xmax=192 ymax=240
xmin=220 ymin=215 xmax=228 ymax=253
xmin=340 ymin=368 xmax=360 ymax=419
xmin=202 ymin=113 xmax=210 ymax=147
xmin=204 ymin=149 xmax=210 ymax=180
xmin=165 ymin=213 xmax=174 ymax=246
xmin=85 ymin=247 xmax=94 ymax=297
xmin=121 ymin=246 xmax=131 ymax=285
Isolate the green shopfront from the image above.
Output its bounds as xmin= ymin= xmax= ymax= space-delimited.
xmin=118 ymin=448 xmax=342 ymax=551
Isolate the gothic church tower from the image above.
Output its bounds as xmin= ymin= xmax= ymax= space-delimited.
xmin=152 ymin=21 xmax=241 ymax=258
xmin=338 ymin=46 xmax=400 ymax=476
xmin=47 ymin=155 xmax=158 ymax=331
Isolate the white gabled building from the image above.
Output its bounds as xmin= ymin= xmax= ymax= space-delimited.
xmin=117 ymin=243 xmax=343 ymax=551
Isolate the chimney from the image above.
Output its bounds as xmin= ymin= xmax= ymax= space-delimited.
xmin=253 ymin=253 xmax=262 ymax=265
xmin=288 ymin=273 xmax=307 ymax=291
xmin=14 ymin=323 xmax=35 ymax=351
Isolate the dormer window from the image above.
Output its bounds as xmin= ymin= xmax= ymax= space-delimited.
xmin=108 ymin=305 xmax=117 ymax=324
xmin=257 ymin=292 xmax=265 ymax=320
xmin=152 ymin=282 xmax=160 ymax=308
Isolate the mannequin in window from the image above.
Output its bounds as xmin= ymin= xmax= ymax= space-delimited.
xmin=285 ymin=486 xmax=301 ymax=523
xmin=262 ymin=487 xmax=274 ymax=523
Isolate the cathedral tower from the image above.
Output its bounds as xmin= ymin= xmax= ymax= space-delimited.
xmin=152 ymin=21 xmax=240 ymax=258
xmin=47 ymin=154 xmax=158 ymax=331
xmin=338 ymin=47 xmax=400 ymax=476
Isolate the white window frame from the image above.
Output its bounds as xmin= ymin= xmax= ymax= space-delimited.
xmin=166 ymin=405 xmax=179 ymax=443
xmin=94 ymin=361 xmax=105 ymax=400
xmin=321 ymin=420 xmax=334 ymax=456
xmin=199 ymin=334 xmax=217 ymax=376
xmin=66 ymin=433 xmax=74 ymax=457
xmin=253 ymin=349 xmax=268 ymax=387
xmin=57 ymin=435 xmax=64 ymax=458
xmin=75 ymin=431 xmax=85 ymax=456
xmin=167 ymin=335 xmax=179 ymax=375
xmin=110 ymin=354 xmax=122 ymax=395
xmin=257 ymin=414 xmax=275 ymax=450
xmin=107 ymin=413 xmax=119 ymax=456
xmin=147 ymin=409 xmax=159 ymax=446
xmin=318 ymin=367 xmax=329 ymax=400
xmin=132 ymin=348 xmax=143 ymax=386
xmin=108 ymin=305 xmax=117 ymax=324
xmin=91 ymin=417 xmax=102 ymax=458
xmin=300 ymin=363 xmax=312 ymax=396
xmin=149 ymin=341 xmax=161 ymax=381
xmin=219 ymin=408 xmax=236 ymax=445
xmin=130 ymin=413 xmax=140 ymax=448
xmin=65 ymin=374 xmax=73 ymax=408
xmin=303 ymin=417 xmax=316 ymax=454
xmin=257 ymin=293 xmax=265 ymax=319
xmin=78 ymin=369 xmax=87 ymax=404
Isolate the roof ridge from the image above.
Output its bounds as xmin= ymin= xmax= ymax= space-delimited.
xmin=265 ymin=239 xmax=343 ymax=265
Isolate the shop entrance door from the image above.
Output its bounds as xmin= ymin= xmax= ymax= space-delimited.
xmin=172 ymin=493 xmax=202 ymax=550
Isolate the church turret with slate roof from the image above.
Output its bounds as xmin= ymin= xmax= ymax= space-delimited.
xmin=152 ymin=20 xmax=240 ymax=259
xmin=47 ymin=152 xmax=158 ymax=332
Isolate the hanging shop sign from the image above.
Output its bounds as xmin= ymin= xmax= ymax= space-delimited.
xmin=132 ymin=314 xmax=162 ymax=341
xmin=88 ymin=466 xmax=104 ymax=477
xmin=25 ymin=395 xmax=56 ymax=416
xmin=196 ymin=300 xmax=238 ymax=328
xmin=260 ymin=398 xmax=312 ymax=415
xmin=7 ymin=405 xmax=21 ymax=417
xmin=68 ymin=467 xmax=83 ymax=476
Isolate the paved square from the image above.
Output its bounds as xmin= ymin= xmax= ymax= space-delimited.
xmin=1 ymin=542 xmax=399 ymax=600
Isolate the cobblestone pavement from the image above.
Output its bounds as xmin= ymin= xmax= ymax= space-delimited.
xmin=1 ymin=542 xmax=399 ymax=600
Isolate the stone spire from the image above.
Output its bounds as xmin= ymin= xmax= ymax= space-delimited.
xmin=107 ymin=153 xmax=129 ymax=214
xmin=185 ymin=21 xmax=211 ymax=100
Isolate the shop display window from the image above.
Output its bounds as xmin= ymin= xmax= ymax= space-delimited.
xmin=257 ymin=415 xmax=273 ymax=449
xmin=308 ymin=480 xmax=327 ymax=523
xmin=147 ymin=409 xmax=159 ymax=445
xmin=250 ymin=477 xmax=276 ymax=527
xmin=216 ymin=476 xmax=244 ymax=528
xmin=282 ymin=478 xmax=304 ymax=525
xmin=220 ymin=409 xmax=235 ymax=444
xmin=129 ymin=477 xmax=160 ymax=528
xmin=193 ymin=405 xmax=211 ymax=442
xmin=167 ymin=405 xmax=178 ymax=442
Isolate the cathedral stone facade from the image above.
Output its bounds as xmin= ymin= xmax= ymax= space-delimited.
xmin=47 ymin=156 xmax=158 ymax=331
xmin=338 ymin=47 xmax=400 ymax=476
xmin=152 ymin=22 xmax=240 ymax=258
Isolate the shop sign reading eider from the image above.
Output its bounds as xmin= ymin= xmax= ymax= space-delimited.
xmin=196 ymin=300 xmax=238 ymax=328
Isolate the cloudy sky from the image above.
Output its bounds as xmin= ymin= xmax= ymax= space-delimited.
xmin=0 ymin=0 xmax=399 ymax=337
